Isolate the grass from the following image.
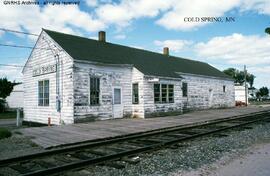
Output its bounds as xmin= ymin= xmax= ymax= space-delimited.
xmin=0 ymin=111 xmax=17 ymax=119
xmin=0 ymin=128 xmax=12 ymax=139
xmin=249 ymin=100 xmax=270 ymax=105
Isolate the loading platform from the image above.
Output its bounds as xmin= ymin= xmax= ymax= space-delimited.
xmin=19 ymin=106 xmax=270 ymax=148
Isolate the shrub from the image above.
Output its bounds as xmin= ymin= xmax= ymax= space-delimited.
xmin=0 ymin=128 xmax=12 ymax=139
xmin=0 ymin=99 xmax=6 ymax=113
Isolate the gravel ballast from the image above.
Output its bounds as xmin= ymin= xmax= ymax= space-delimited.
xmin=0 ymin=119 xmax=270 ymax=175
xmin=65 ymin=121 xmax=270 ymax=176
xmin=0 ymin=133 xmax=44 ymax=160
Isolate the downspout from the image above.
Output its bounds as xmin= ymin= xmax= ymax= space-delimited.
xmin=42 ymin=35 xmax=62 ymax=124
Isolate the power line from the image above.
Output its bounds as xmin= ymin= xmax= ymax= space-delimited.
xmin=0 ymin=56 xmax=27 ymax=59
xmin=0 ymin=64 xmax=27 ymax=68
xmin=0 ymin=28 xmax=39 ymax=36
xmin=0 ymin=43 xmax=54 ymax=50
xmin=0 ymin=43 xmax=34 ymax=49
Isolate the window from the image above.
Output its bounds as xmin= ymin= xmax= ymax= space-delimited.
xmin=90 ymin=77 xmax=100 ymax=105
xmin=113 ymin=88 xmax=121 ymax=104
xmin=161 ymin=84 xmax=167 ymax=103
xmin=182 ymin=82 xmax=188 ymax=97
xmin=132 ymin=83 xmax=139 ymax=104
xmin=154 ymin=84 xmax=174 ymax=103
xmin=168 ymin=84 xmax=174 ymax=103
xmin=38 ymin=80 xmax=49 ymax=106
xmin=223 ymin=85 xmax=226 ymax=93
xmin=154 ymin=84 xmax=160 ymax=103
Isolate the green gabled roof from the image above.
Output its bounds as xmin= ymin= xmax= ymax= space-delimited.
xmin=44 ymin=29 xmax=231 ymax=79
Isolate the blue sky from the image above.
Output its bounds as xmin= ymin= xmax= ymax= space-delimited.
xmin=0 ymin=0 xmax=270 ymax=88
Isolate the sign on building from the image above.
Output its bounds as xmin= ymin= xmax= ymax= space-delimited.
xmin=33 ymin=64 xmax=56 ymax=77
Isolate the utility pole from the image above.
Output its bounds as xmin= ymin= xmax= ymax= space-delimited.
xmin=244 ymin=65 xmax=248 ymax=106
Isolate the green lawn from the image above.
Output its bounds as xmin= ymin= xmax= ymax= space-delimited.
xmin=250 ymin=100 xmax=270 ymax=105
xmin=0 ymin=111 xmax=17 ymax=119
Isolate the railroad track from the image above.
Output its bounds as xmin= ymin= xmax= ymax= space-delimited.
xmin=0 ymin=110 xmax=270 ymax=176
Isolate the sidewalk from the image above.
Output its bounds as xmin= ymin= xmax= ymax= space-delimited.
xmin=19 ymin=106 xmax=270 ymax=148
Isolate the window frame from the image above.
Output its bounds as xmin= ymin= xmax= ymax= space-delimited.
xmin=154 ymin=84 xmax=161 ymax=103
xmin=38 ymin=79 xmax=50 ymax=106
xmin=132 ymin=83 xmax=139 ymax=104
xmin=113 ymin=87 xmax=122 ymax=105
xmin=154 ymin=84 xmax=174 ymax=103
xmin=168 ymin=84 xmax=174 ymax=103
xmin=89 ymin=76 xmax=100 ymax=106
xmin=182 ymin=82 xmax=188 ymax=97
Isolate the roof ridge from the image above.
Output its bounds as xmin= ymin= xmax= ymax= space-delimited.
xmin=43 ymin=28 xmax=231 ymax=80
xmin=43 ymin=28 xmax=207 ymax=65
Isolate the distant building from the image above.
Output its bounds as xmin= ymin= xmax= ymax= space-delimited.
xmin=248 ymin=87 xmax=258 ymax=99
xmin=22 ymin=29 xmax=235 ymax=125
xmin=6 ymin=84 xmax=24 ymax=109
xmin=235 ymin=85 xmax=248 ymax=104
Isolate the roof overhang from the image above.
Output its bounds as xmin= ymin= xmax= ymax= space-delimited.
xmin=176 ymin=72 xmax=234 ymax=81
xmin=144 ymin=74 xmax=183 ymax=82
xmin=74 ymin=59 xmax=133 ymax=68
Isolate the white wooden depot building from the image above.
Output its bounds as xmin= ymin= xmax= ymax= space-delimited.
xmin=23 ymin=29 xmax=235 ymax=125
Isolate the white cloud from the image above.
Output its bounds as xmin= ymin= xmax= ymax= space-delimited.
xmin=130 ymin=45 xmax=144 ymax=50
xmin=0 ymin=31 xmax=4 ymax=37
xmin=249 ymin=66 xmax=270 ymax=88
xmin=95 ymin=0 xmax=174 ymax=27
xmin=85 ymin=0 xmax=98 ymax=7
xmin=89 ymin=36 xmax=98 ymax=40
xmin=0 ymin=65 xmax=23 ymax=82
xmin=195 ymin=33 xmax=270 ymax=65
xmin=241 ymin=0 xmax=270 ymax=15
xmin=84 ymin=0 xmax=112 ymax=7
xmin=154 ymin=39 xmax=193 ymax=52
xmin=0 ymin=4 xmax=105 ymax=38
xmin=93 ymin=0 xmax=270 ymax=31
xmin=1 ymin=0 xmax=270 ymax=36
xmin=249 ymin=66 xmax=270 ymax=74
xmin=156 ymin=0 xmax=241 ymax=31
xmin=5 ymin=41 xmax=14 ymax=45
xmin=114 ymin=34 xmax=126 ymax=39
xmin=193 ymin=33 xmax=270 ymax=87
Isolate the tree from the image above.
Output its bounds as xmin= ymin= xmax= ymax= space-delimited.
xmin=223 ymin=68 xmax=237 ymax=80
xmin=223 ymin=68 xmax=255 ymax=88
xmin=265 ymin=27 xmax=270 ymax=35
xmin=246 ymin=74 xmax=255 ymax=88
xmin=236 ymin=71 xmax=245 ymax=85
xmin=257 ymin=87 xmax=269 ymax=98
xmin=0 ymin=78 xmax=14 ymax=99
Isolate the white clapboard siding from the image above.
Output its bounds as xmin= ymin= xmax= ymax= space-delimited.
xmin=235 ymin=85 xmax=247 ymax=103
xmin=131 ymin=68 xmax=145 ymax=118
xmin=143 ymin=77 xmax=183 ymax=116
xmin=23 ymin=31 xmax=74 ymax=125
xmin=23 ymin=30 xmax=235 ymax=125
xmin=73 ymin=62 xmax=133 ymax=120
xmin=181 ymin=75 xmax=235 ymax=110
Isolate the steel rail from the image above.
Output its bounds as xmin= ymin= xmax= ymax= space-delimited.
xmin=22 ymin=114 xmax=270 ymax=176
xmin=0 ymin=110 xmax=268 ymax=167
xmin=0 ymin=110 xmax=269 ymax=176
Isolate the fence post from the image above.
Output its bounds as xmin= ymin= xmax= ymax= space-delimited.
xmin=16 ymin=108 xmax=20 ymax=127
xmin=48 ymin=117 xmax=51 ymax=126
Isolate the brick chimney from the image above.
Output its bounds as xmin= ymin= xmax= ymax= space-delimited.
xmin=163 ymin=47 xmax=169 ymax=56
xmin=98 ymin=31 xmax=106 ymax=42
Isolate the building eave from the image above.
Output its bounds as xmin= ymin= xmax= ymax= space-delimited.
xmin=176 ymin=72 xmax=234 ymax=81
xmin=73 ymin=59 xmax=134 ymax=68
